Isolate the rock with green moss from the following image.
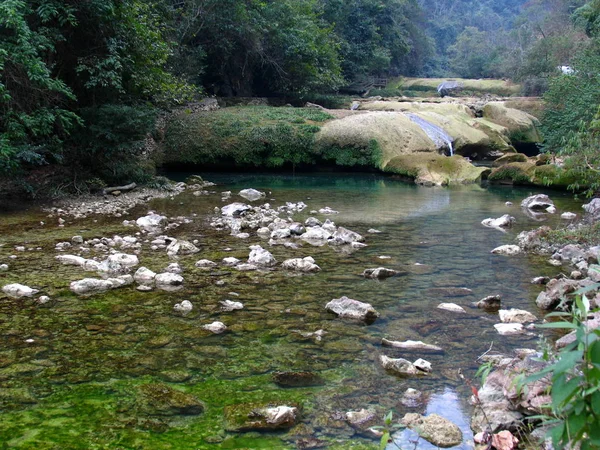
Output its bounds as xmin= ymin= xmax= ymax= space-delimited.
xmin=272 ymin=371 xmax=324 ymax=387
xmin=384 ymin=154 xmax=489 ymax=186
xmin=492 ymin=153 xmax=528 ymax=167
xmin=137 ymin=383 xmax=204 ymax=416
xmin=224 ymin=402 xmax=301 ymax=432
xmin=483 ymin=102 xmax=541 ymax=144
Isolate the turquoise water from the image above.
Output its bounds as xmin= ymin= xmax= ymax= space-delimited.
xmin=0 ymin=173 xmax=581 ymax=449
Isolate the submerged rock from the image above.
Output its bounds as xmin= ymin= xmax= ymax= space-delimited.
xmin=494 ymin=323 xmax=524 ymax=335
xmin=437 ymin=303 xmax=466 ymax=313
xmin=155 ymin=273 xmax=184 ymax=291
xmin=401 ymin=413 xmax=463 ymax=448
xmin=220 ymin=300 xmax=244 ymax=311
xmin=70 ymin=276 xmax=132 ymax=295
xmin=137 ymin=383 xmax=204 ymax=416
xmin=239 ymin=188 xmax=265 ymax=202
xmin=345 ymin=409 xmax=380 ymax=437
xmin=97 ymin=253 xmax=139 ymax=275
xmin=301 ymin=226 xmax=332 ymax=243
xmin=325 ymin=296 xmax=379 ymax=322
xmin=272 ymin=371 xmax=324 ymax=387
xmin=282 ymin=257 xmax=321 ymax=273
xmin=400 ymin=388 xmax=426 ymax=408
xmin=362 ymin=267 xmax=398 ymax=279
xmin=2 ymin=283 xmax=39 ymax=298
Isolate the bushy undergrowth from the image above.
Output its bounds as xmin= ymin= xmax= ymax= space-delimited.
xmin=541 ymin=222 xmax=600 ymax=247
xmin=163 ymin=106 xmax=382 ymax=169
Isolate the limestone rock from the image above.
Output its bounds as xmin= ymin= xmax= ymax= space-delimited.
xmin=97 ymin=253 xmax=139 ymax=275
xmin=70 ymin=276 xmax=132 ymax=295
xmin=272 ymin=371 xmax=324 ymax=387
xmin=222 ymin=257 xmax=240 ymax=266
xmin=325 ymin=296 xmax=379 ymax=322
xmin=137 ymin=383 xmax=204 ymax=416
xmin=561 ymin=212 xmax=577 ymax=220
xmin=330 ymin=227 xmax=364 ymax=245
xmin=166 ymin=239 xmax=200 ymax=257
xmin=345 ymin=409 xmax=380 ymax=436
xmin=224 ymin=403 xmax=300 ymax=431
xmin=401 ymin=413 xmax=463 ymax=448
xmin=2 ymin=283 xmax=39 ymax=298
xmin=155 ymin=273 xmax=184 ymax=291
xmin=583 ymin=198 xmax=600 ymax=220
xmin=494 ymin=323 xmax=524 ymax=335
xmin=301 ymin=226 xmax=332 ymax=242
xmin=220 ymin=300 xmax=244 ymax=311
xmin=401 ymin=388 xmax=426 ymax=408
xmin=536 ymin=278 xmax=596 ymax=310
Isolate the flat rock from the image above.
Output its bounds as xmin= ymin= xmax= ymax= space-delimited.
xmin=330 ymin=227 xmax=364 ymax=245
xmin=491 ymin=245 xmax=521 ymax=255
xmin=494 ymin=323 xmax=524 ymax=335
xmin=499 ymin=309 xmax=537 ymax=323
xmin=166 ymin=239 xmax=200 ymax=257
xmin=2 ymin=283 xmax=39 ymax=298
xmin=282 ymin=257 xmax=321 ymax=273
xmin=155 ymin=273 xmax=184 ymax=291
xmin=427 ymin=287 xmax=473 ymax=297
xmin=380 ymin=355 xmax=427 ymax=376
xmin=362 ymin=267 xmax=398 ymax=279
xmin=482 ymin=214 xmax=515 ymax=229
xmin=437 ymin=303 xmax=466 ymax=313
xmin=325 ymin=296 xmax=379 ymax=322
xmin=220 ymin=300 xmax=244 ymax=311
xmin=221 ymin=203 xmax=251 ymax=217
xmin=382 ymin=338 xmax=443 ymax=353
xmin=401 ymin=413 xmax=463 ymax=448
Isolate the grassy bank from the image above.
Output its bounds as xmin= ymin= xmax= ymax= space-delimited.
xmin=162 ymin=106 xmax=382 ymax=170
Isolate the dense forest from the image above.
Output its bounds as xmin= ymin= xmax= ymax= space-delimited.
xmin=1 ymin=0 xmax=600 ymax=194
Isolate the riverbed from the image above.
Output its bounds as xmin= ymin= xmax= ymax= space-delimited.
xmin=0 ymin=173 xmax=581 ymax=449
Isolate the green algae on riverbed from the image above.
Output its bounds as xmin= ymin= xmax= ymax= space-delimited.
xmin=0 ymin=173 xmax=584 ymax=448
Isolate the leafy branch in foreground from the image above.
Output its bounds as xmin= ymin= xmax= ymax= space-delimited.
xmin=523 ymin=288 xmax=600 ymax=450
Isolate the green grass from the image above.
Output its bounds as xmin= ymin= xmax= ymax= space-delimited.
xmin=163 ymin=105 xmax=382 ymax=170
xmin=389 ymin=77 xmax=522 ymax=97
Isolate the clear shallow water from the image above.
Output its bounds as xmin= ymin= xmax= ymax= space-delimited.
xmin=0 ymin=173 xmax=582 ymax=449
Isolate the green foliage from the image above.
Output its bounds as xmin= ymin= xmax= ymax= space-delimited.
xmin=488 ymin=163 xmax=532 ymax=184
xmin=541 ymin=44 xmax=600 ymax=196
xmin=66 ymin=104 xmax=159 ymax=185
xmin=542 ymin=222 xmax=600 ymax=247
xmin=525 ymin=292 xmax=600 ymax=450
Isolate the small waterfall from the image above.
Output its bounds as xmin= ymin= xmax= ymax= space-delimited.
xmin=406 ymin=113 xmax=454 ymax=156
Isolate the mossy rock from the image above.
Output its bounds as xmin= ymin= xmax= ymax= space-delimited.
xmin=492 ymin=153 xmax=529 ymax=167
xmin=531 ymin=164 xmax=580 ymax=189
xmin=488 ymin=162 xmax=534 ymax=185
xmin=137 ymin=383 xmax=205 ymax=416
xmin=384 ymin=154 xmax=489 ymax=186
xmin=224 ymin=402 xmax=302 ymax=432
xmin=483 ymin=102 xmax=541 ymax=143
xmin=272 ymin=371 xmax=324 ymax=388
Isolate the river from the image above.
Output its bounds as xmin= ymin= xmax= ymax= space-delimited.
xmin=0 ymin=172 xmax=581 ymax=449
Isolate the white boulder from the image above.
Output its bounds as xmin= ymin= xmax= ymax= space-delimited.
xmin=2 ymin=283 xmax=39 ymax=298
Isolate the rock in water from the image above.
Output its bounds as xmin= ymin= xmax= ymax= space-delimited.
xmin=381 ymin=339 xmax=443 ymax=353
xmin=203 ymin=321 xmax=227 ymax=334
xmin=225 ymin=402 xmax=300 ymax=431
xmin=220 ymin=300 xmax=244 ymax=311
xmin=97 ymin=253 xmax=139 ymax=275
xmin=325 ymin=296 xmax=379 ymax=322
xmin=401 ymin=413 xmax=463 ymax=448
xmin=481 ymin=214 xmax=515 ymax=229
xmin=155 ymin=273 xmax=184 ymax=291
xmin=491 ymin=245 xmax=521 ymax=256
xmin=221 ymin=203 xmax=251 ymax=217
xmin=174 ymin=300 xmax=193 ymax=312
xmin=330 ymin=226 xmax=364 ymax=245
xmin=345 ymin=409 xmax=380 ymax=437
xmin=248 ymin=245 xmax=276 ymax=266
xmin=475 ymin=295 xmax=502 ymax=311
xmin=272 ymin=371 xmax=324 ymax=387
xmin=281 ymin=257 xmax=321 ymax=273
xmin=2 ymin=283 xmax=39 ymax=298
xmin=499 ymin=309 xmax=537 ymax=323
xmin=521 ymin=194 xmax=555 ymax=211
xmin=380 ymin=355 xmax=427 ymax=376
xmin=166 ymin=239 xmax=200 ymax=257
xmin=494 ymin=323 xmax=524 ymax=335
xmin=136 ymin=213 xmax=168 ymax=233
xmin=195 ymin=259 xmax=217 ymax=269
xmin=134 ymin=267 xmax=157 ymax=286
xmin=437 ymin=303 xmax=466 ymax=313
xmin=239 ymin=189 xmax=265 ymax=202
xmin=362 ymin=267 xmax=398 ymax=279
xmin=137 ymin=383 xmax=204 ymax=416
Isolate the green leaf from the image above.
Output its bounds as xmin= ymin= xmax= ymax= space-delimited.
xmin=538 ymin=322 xmax=578 ymax=330
xmin=379 ymin=431 xmax=390 ymax=450
xmin=592 ymin=391 xmax=600 ymax=416
xmin=566 ymin=413 xmax=587 ymax=441
xmin=551 ymin=375 xmax=580 ymax=409
xmin=552 ymin=350 xmax=583 ymax=375
xmin=589 ymin=341 xmax=600 ymax=364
